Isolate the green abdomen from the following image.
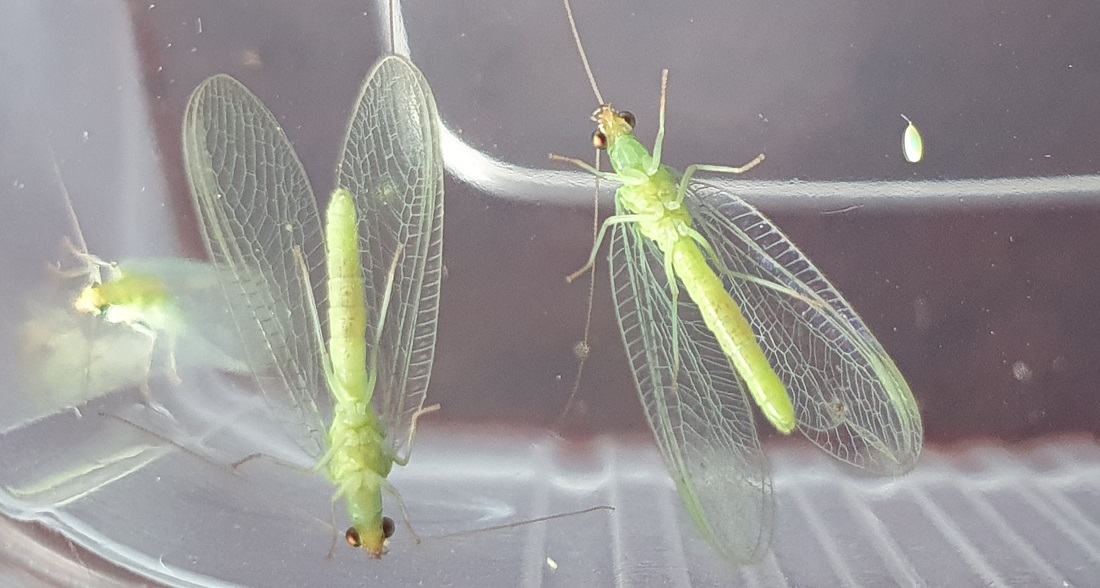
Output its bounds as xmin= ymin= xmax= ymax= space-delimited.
xmin=326 ymin=188 xmax=368 ymax=400
xmin=671 ymin=240 xmax=797 ymax=434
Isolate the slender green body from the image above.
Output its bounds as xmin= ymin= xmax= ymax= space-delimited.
xmin=671 ymin=238 xmax=794 ymax=432
xmin=325 ymin=190 xmax=370 ymax=403
xmin=322 ymin=188 xmax=390 ymax=554
xmin=601 ymin=108 xmax=796 ymax=433
xmin=81 ymin=273 xmax=170 ymax=312
xmin=77 ymin=272 xmax=176 ymax=333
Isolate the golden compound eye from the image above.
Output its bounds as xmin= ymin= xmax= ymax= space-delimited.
xmin=382 ymin=517 xmax=395 ymax=539
xmin=592 ymin=129 xmax=608 ymax=150
xmin=620 ymin=110 xmax=636 ymax=128
xmin=345 ymin=527 xmax=362 ymax=548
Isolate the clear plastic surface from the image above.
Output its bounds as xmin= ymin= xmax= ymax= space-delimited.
xmin=2 ymin=0 xmax=1098 ymax=586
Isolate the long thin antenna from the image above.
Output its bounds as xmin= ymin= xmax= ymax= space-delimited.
xmin=557 ymin=0 xmax=607 ymax=427
xmin=429 ymin=505 xmax=614 ymax=541
xmin=557 ymin=146 xmax=600 ymax=427
xmin=47 ymin=140 xmax=91 ymax=261
xmin=563 ymin=0 xmax=604 ymax=105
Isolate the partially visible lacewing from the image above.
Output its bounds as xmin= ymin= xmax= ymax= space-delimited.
xmin=24 ymin=156 xmax=259 ymax=411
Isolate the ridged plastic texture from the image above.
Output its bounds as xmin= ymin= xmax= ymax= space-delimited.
xmin=2 ymin=417 xmax=1096 ymax=587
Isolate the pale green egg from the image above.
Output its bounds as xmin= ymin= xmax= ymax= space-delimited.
xmin=901 ymin=114 xmax=923 ymax=163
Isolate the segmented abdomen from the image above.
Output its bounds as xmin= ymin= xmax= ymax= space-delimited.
xmin=671 ymin=238 xmax=796 ymax=433
xmin=326 ymin=188 xmax=368 ymax=401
